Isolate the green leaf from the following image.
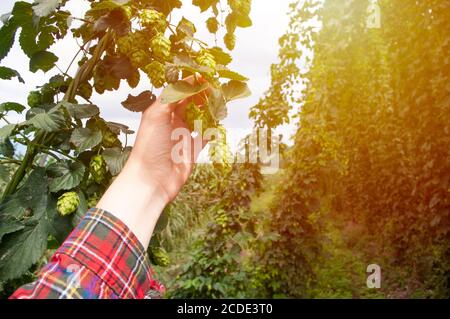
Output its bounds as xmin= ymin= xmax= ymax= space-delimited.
xmin=0 ymin=20 xmax=18 ymax=62
xmin=0 ymin=139 xmax=14 ymax=157
xmin=0 ymin=165 xmax=10 ymax=184
xmin=86 ymin=0 xmax=120 ymax=20
xmin=29 ymin=50 xmax=58 ymax=73
xmin=47 ymin=161 xmax=86 ymax=193
xmin=0 ymin=218 xmax=50 ymax=281
xmin=0 ymin=102 xmax=26 ymax=114
xmin=208 ymin=88 xmax=227 ymax=121
xmin=152 ymin=0 xmax=182 ymax=15
xmin=192 ymin=0 xmax=217 ymax=12
xmin=0 ymin=222 xmax=24 ymax=244
xmin=121 ymin=91 xmax=156 ymax=113
xmin=70 ymin=127 xmax=102 ymax=151
xmin=0 ymin=124 xmax=15 ymax=143
xmin=222 ymin=80 xmax=251 ymax=102
xmin=62 ymin=102 xmax=100 ymax=119
xmin=217 ymin=68 xmax=249 ymax=81
xmin=25 ymin=109 xmax=66 ymax=132
xmin=234 ymin=13 xmax=252 ymax=28
xmin=102 ymin=147 xmax=131 ymax=176
xmin=106 ymin=122 xmax=134 ymax=135
xmin=0 ymin=168 xmax=49 ymax=219
xmin=161 ymin=81 xmax=209 ymax=104
xmin=173 ymin=54 xmax=213 ymax=75
xmin=0 ymin=169 xmax=54 ymax=281
xmin=208 ymin=47 xmax=232 ymax=66
xmin=0 ymin=67 xmax=24 ymax=83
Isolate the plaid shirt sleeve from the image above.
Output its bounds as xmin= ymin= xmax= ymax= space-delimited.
xmin=10 ymin=208 xmax=165 ymax=299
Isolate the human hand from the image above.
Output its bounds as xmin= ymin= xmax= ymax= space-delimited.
xmin=97 ymin=78 xmax=209 ymax=247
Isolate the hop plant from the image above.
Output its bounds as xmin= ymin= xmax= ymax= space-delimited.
xmin=224 ymin=32 xmax=236 ymax=51
xmin=144 ymin=61 xmax=166 ymax=88
xmin=150 ymin=33 xmax=171 ymax=61
xmin=150 ymin=247 xmax=170 ymax=267
xmin=140 ymin=9 xmax=166 ymax=32
xmin=196 ymin=50 xmax=216 ymax=71
xmin=57 ymin=192 xmax=80 ymax=216
xmin=206 ymin=17 xmax=219 ymax=33
xmin=27 ymin=91 xmax=42 ymax=108
xmin=90 ymin=155 xmax=107 ymax=184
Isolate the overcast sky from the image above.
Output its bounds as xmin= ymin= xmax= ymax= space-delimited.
xmin=0 ymin=0 xmax=295 ymax=152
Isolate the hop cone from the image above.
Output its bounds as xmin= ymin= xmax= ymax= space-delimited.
xmin=27 ymin=91 xmax=42 ymax=108
xmin=196 ymin=50 xmax=216 ymax=71
xmin=90 ymin=155 xmax=107 ymax=184
xmin=144 ymin=61 xmax=166 ymax=88
xmin=150 ymin=34 xmax=171 ymax=61
xmin=150 ymin=247 xmax=170 ymax=267
xmin=57 ymin=192 xmax=80 ymax=216
xmin=140 ymin=9 xmax=166 ymax=32
xmin=224 ymin=32 xmax=236 ymax=51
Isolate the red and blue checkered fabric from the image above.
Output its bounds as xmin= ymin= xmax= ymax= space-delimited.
xmin=10 ymin=208 xmax=165 ymax=299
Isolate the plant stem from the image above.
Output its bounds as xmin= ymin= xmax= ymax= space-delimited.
xmin=1 ymin=131 xmax=45 ymax=201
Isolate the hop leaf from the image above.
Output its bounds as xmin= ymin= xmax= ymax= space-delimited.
xmin=57 ymin=192 xmax=80 ymax=216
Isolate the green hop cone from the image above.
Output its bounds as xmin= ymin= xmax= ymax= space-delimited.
xmin=57 ymin=192 xmax=80 ymax=216
xmin=185 ymin=102 xmax=216 ymax=134
xmin=195 ymin=50 xmax=216 ymax=72
xmin=150 ymin=34 xmax=171 ymax=61
xmin=90 ymin=155 xmax=107 ymax=184
xmin=150 ymin=247 xmax=170 ymax=267
xmin=140 ymin=9 xmax=166 ymax=32
xmin=27 ymin=91 xmax=43 ymax=108
xmin=78 ymin=82 xmax=93 ymax=100
xmin=144 ymin=61 xmax=166 ymax=88
xmin=224 ymin=32 xmax=236 ymax=51
xmin=130 ymin=49 xmax=149 ymax=68
xmin=117 ymin=35 xmax=133 ymax=55
xmin=87 ymin=193 xmax=100 ymax=208
xmin=206 ymin=17 xmax=219 ymax=33
xmin=102 ymin=130 xmax=118 ymax=148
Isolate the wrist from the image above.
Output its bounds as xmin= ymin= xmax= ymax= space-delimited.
xmin=96 ymin=159 xmax=168 ymax=249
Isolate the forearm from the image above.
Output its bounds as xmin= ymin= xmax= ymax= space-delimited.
xmin=96 ymin=158 xmax=169 ymax=249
